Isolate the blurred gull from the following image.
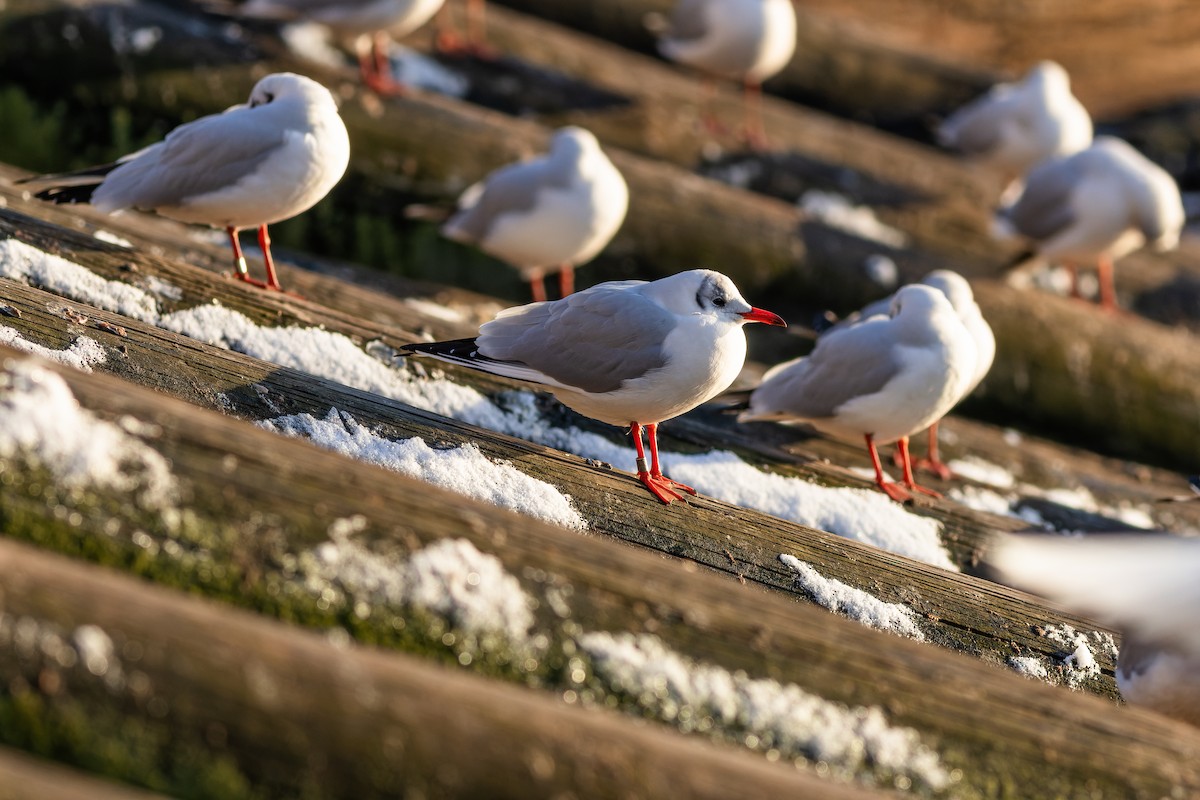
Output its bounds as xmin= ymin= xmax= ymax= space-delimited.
xmin=403 ymin=270 xmax=786 ymax=504
xmin=740 ymin=285 xmax=977 ymax=502
xmin=939 ymin=61 xmax=1092 ymax=199
xmin=432 ymin=126 xmax=628 ymax=302
xmin=989 ymin=533 xmax=1200 ymax=727
xmin=843 ymin=271 xmax=995 ymax=479
xmin=994 ymin=136 xmax=1184 ymax=311
xmin=238 ymin=0 xmax=446 ymax=94
xmin=651 ymin=0 xmax=797 ymax=149
xmin=18 ymin=73 xmax=349 ymax=292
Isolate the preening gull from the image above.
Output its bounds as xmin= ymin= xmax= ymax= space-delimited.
xmin=435 ymin=126 xmax=629 ymax=302
xmin=740 ymin=285 xmax=976 ymax=502
xmin=651 ymin=0 xmax=797 ymax=149
xmin=402 ymin=269 xmax=786 ymax=504
xmin=939 ymin=60 xmax=1092 ymax=199
xmin=994 ymin=136 xmax=1184 ymax=310
xmin=238 ymin=0 xmax=446 ymax=95
xmin=18 ymin=73 xmax=350 ymax=292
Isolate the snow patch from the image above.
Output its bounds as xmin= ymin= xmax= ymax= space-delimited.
xmin=578 ymin=632 xmax=951 ymax=791
xmin=389 ymin=45 xmax=470 ymax=97
xmin=799 ymin=190 xmax=908 ymax=248
xmin=779 ymin=555 xmax=925 ymax=640
xmin=403 ymin=297 xmax=468 ymax=324
xmin=93 ymin=229 xmax=133 ymax=248
xmin=1043 ymin=624 xmax=1116 ymax=687
xmin=946 ymin=456 xmax=1016 ymax=490
xmin=0 ymin=238 xmax=160 ymax=322
xmin=1008 ymin=655 xmax=1049 ymax=681
xmin=307 ymin=531 xmax=535 ymax=646
xmin=261 ymin=407 xmax=586 ymax=530
xmin=0 ymin=327 xmax=107 ymax=373
xmin=0 ymin=360 xmax=177 ymax=509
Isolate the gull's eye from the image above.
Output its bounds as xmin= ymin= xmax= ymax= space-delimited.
xmin=712 ymin=296 xmax=726 ymax=308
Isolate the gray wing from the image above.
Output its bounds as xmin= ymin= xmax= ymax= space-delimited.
xmin=661 ymin=0 xmax=712 ymax=43
xmin=443 ymin=156 xmax=569 ymax=243
xmin=477 ymin=283 xmax=672 ymax=394
xmin=92 ymin=104 xmax=286 ymax=213
xmin=1003 ymin=155 xmax=1085 ymax=240
xmin=938 ymin=89 xmax=1018 ymax=154
xmin=751 ymin=318 xmax=904 ymax=419
xmin=239 ymin=0 xmax=381 ymax=19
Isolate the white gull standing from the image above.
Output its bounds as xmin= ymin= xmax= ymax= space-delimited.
xmin=238 ymin=0 xmax=446 ymax=95
xmin=402 ymin=269 xmax=786 ymax=504
xmin=994 ymin=136 xmax=1185 ymax=311
xmin=18 ymin=73 xmax=350 ymax=293
xmin=651 ymin=0 xmax=797 ymax=149
xmin=989 ymin=533 xmax=1200 ymax=727
xmin=938 ymin=60 xmax=1092 ymax=199
xmin=843 ymin=271 xmax=995 ymax=479
xmin=436 ymin=126 xmax=629 ymax=302
xmin=740 ymin=284 xmax=977 ymax=502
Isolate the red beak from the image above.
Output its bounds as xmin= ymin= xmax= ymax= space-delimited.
xmin=740 ymin=307 xmax=787 ymax=327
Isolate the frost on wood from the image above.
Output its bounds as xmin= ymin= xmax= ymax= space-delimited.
xmin=778 ymin=555 xmax=925 ymax=641
xmin=1043 ymin=624 xmax=1116 ymax=687
xmin=0 ymin=326 xmax=107 ymax=373
xmin=0 ymin=359 xmax=177 ymax=510
xmin=259 ymin=408 xmax=587 ymax=531
xmin=578 ymin=632 xmax=952 ymax=792
xmin=303 ymin=530 xmax=537 ymax=650
xmin=0 ymin=238 xmax=160 ymax=322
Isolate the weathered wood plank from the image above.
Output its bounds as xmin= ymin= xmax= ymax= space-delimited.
xmin=3 ymin=348 xmax=1200 ymax=798
xmin=0 ymin=541 xmax=893 ymax=800
xmin=0 ymin=747 xmax=166 ymax=800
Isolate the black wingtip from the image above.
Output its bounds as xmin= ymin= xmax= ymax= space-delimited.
xmin=400 ymin=337 xmax=480 ymax=359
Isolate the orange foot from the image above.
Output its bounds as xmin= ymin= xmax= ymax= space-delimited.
xmin=638 ymin=471 xmax=697 ymax=504
xmin=878 ymin=481 xmax=912 ymax=503
xmin=911 ymin=457 xmax=954 ymax=481
xmin=907 ymin=482 xmax=943 ymax=499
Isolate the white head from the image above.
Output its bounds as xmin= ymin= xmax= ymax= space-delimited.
xmin=549 ymin=126 xmax=601 ymax=161
xmin=920 ymin=270 xmax=975 ymax=315
xmin=1025 ymin=60 xmax=1071 ymax=95
xmin=644 ymin=269 xmax=786 ymax=327
xmin=247 ymin=72 xmax=338 ymax=111
xmin=889 ymin=283 xmax=956 ymax=321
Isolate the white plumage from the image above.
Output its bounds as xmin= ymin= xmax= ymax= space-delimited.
xmin=440 ymin=126 xmax=629 ymax=301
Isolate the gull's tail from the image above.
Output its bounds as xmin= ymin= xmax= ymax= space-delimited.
xmin=15 ymin=161 xmax=122 ymax=206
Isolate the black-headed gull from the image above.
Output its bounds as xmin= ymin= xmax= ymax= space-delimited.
xmin=847 ymin=271 xmax=995 ymax=479
xmin=939 ymin=61 xmax=1092 ymax=198
xmin=238 ymin=0 xmax=446 ymax=94
xmin=994 ymin=136 xmax=1184 ymax=311
xmin=651 ymin=0 xmax=797 ymax=149
xmin=18 ymin=72 xmax=349 ymax=293
xmin=402 ymin=269 xmax=786 ymax=504
xmin=437 ymin=126 xmax=629 ymax=302
xmin=740 ymin=284 xmax=977 ymax=502
xmin=989 ymin=533 xmax=1200 ymax=727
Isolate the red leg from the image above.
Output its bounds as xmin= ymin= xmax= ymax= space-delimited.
xmin=435 ymin=0 xmax=496 ymax=57
xmin=1066 ymin=262 xmax=1082 ymax=299
xmin=631 ymin=423 xmax=689 ymax=504
xmin=866 ymin=433 xmax=910 ymax=502
xmin=1097 ymin=254 xmax=1117 ymax=311
xmin=898 ymin=436 xmax=942 ymax=498
xmin=740 ymin=80 xmax=769 ymax=151
xmin=909 ymin=423 xmax=955 ymax=480
xmin=257 ymin=225 xmax=283 ymax=291
xmin=228 ymin=227 xmax=267 ymax=288
xmin=528 ymin=271 xmax=547 ymax=303
xmin=558 ymin=264 xmax=574 ymax=297
xmin=647 ymin=423 xmax=696 ymax=495
xmin=359 ymin=32 xmax=407 ymax=96
xmin=698 ymin=78 xmax=728 ymax=138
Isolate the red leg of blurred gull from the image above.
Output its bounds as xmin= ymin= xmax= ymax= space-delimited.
xmin=909 ymin=423 xmax=955 ymax=480
xmin=866 ymin=433 xmax=910 ymax=502
xmin=631 ymin=422 xmax=695 ymax=504
xmin=1097 ymin=254 xmax=1117 ymax=311
xmin=435 ymin=0 xmax=496 ymax=57
xmin=897 ymin=436 xmax=942 ymax=498
xmin=227 ymin=226 xmax=268 ymax=289
xmin=740 ymin=80 xmax=770 ymax=151
xmin=358 ymin=32 xmax=407 ymax=96
xmin=527 ymin=270 xmax=547 ymax=303
xmin=558 ymin=264 xmax=574 ymax=297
